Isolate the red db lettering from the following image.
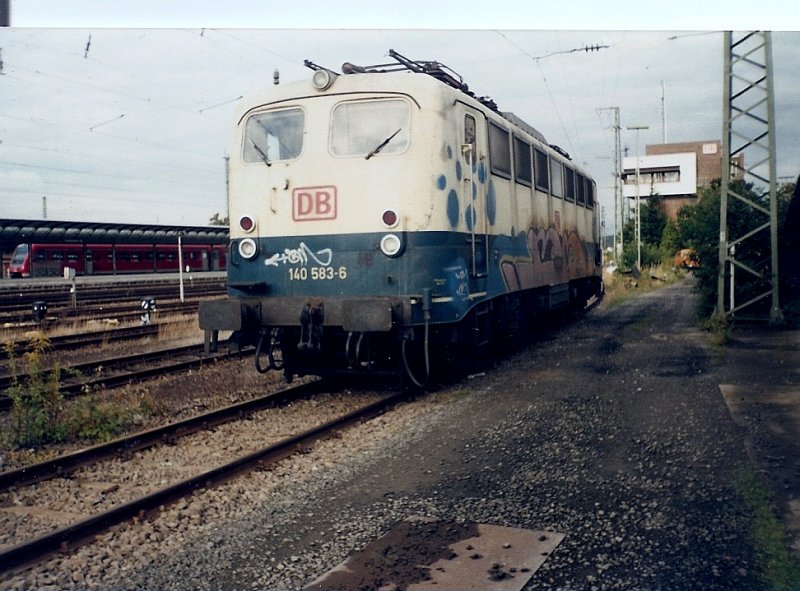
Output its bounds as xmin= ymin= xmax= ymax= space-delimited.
xmin=293 ymin=186 xmax=337 ymax=221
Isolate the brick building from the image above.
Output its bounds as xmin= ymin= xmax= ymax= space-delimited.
xmin=622 ymin=140 xmax=742 ymax=219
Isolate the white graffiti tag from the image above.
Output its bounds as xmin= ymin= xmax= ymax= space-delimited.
xmin=264 ymin=242 xmax=333 ymax=267
xmin=453 ymin=267 xmax=468 ymax=297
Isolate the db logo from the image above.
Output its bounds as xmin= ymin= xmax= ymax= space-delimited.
xmin=292 ymin=186 xmax=337 ymax=221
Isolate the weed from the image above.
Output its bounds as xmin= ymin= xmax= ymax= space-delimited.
xmin=736 ymin=466 xmax=800 ymax=590
xmin=68 ymin=395 xmax=132 ymax=442
xmin=3 ymin=335 xmax=68 ymax=447
xmin=603 ymin=265 xmax=685 ymax=309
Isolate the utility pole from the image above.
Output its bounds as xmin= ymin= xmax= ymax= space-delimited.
xmin=661 ymin=80 xmax=668 ymax=144
xmin=717 ymin=31 xmax=783 ymax=325
xmin=627 ymin=125 xmax=648 ymax=271
xmin=598 ymin=107 xmax=623 ymax=262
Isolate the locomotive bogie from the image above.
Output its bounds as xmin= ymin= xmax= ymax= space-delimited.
xmin=200 ymin=55 xmax=602 ymax=384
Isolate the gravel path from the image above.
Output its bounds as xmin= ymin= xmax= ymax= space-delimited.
xmin=2 ymin=280 xmax=765 ymax=590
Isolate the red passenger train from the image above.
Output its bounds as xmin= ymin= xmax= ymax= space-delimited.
xmin=7 ymin=243 xmax=227 ymax=278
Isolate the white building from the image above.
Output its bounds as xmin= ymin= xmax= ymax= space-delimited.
xmin=621 ymin=140 xmax=737 ymax=219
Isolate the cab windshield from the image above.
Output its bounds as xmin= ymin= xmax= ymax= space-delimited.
xmin=331 ymin=99 xmax=410 ymax=157
xmin=11 ymin=244 xmax=28 ymax=264
xmin=243 ymin=108 xmax=304 ymax=164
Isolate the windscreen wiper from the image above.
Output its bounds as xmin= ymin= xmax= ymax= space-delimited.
xmin=249 ymin=138 xmax=271 ymax=166
xmin=365 ymin=128 xmax=401 ymax=160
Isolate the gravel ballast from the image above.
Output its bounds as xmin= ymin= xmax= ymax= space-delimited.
xmin=1 ymin=281 xmax=771 ymax=589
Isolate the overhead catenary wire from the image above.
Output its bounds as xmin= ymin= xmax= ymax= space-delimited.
xmin=496 ymin=31 xmax=609 ymax=165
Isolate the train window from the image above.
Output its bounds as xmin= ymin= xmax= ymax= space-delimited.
xmin=11 ymin=244 xmax=28 ymax=263
xmin=488 ymin=122 xmax=511 ymax=178
xmin=564 ymin=167 xmax=576 ymax=202
xmin=331 ymin=99 xmax=410 ymax=157
xmin=513 ymin=136 xmax=532 ymax=186
xmin=587 ymin=181 xmax=595 ymax=208
xmin=243 ymin=108 xmax=304 ymax=163
xmin=576 ymin=173 xmax=586 ymax=205
xmin=465 ymin=115 xmax=476 ymax=145
xmin=534 ymin=148 xmax=549 ymax=192
xmin=550 ymin=159 xmax=564 ymax=198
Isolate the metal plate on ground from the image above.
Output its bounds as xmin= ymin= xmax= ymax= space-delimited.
xmin=304 ymin=517 xmax=565 ymax=591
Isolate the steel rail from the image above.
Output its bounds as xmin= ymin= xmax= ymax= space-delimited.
xmin=0 ymin=345 xmax=247 ymax=411
xmin=0 ymin=380 xmax=320 ymax=492
xmin=4 ymin=322 xmax=178 ymax=356
xmin=0 ymin=390 xmax=406 ymax=573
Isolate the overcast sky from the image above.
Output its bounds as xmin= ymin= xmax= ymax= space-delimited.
xmin=1 ymin=1 xmax=798 ymax=229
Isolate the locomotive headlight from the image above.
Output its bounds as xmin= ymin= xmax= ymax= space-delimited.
xmin=312 ymin=69 xmax=336 ymax=91
xmin=238 ymin=238 xmax=258 ymax=260
xmin=380 ymin=233 xmax=403 ymax=258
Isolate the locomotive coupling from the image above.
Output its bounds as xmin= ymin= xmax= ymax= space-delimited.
xmin=299 ymin=299 xmax=324 ymax=351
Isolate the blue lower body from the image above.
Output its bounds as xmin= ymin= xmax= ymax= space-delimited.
xmin=199 ymin=228 xmax=602 ymax=381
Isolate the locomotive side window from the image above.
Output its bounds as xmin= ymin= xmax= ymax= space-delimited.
xmin=464 ymin=115 xmax=476 ymax=146
xmin=576 ymin=173 xmax=586 ymax=205
xmin=243 ymin=108 xmax=304 ymax=163
xmin=564 ymin=167 xmax=576 ymax=202
xmin=587 ymin=180 xmax=596 ymax=208
xmin=534 ymin=148 xmax=549 ymax=192
xmin=513 ymin=136 xmax=532 ymax=186
xmin=330 ymin=99 xmax=409 ymax=157
xmin=488 ymin=121 xmax=511 ymax=178
xmin=550 ymin=158 xmax=564 ymax=198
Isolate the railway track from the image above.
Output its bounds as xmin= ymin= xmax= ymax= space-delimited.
xmin=0 ymin=383 xmax=405 ymax=573
xmin=0 ymin=297 xmax=216 ymax=328
xmin=0 ymin=276 xmax=225 ymax=310
xmin=0 ymin=343 xmax=242 ymax=412
xmin=4 ymin=320 xmax=192 ymax=356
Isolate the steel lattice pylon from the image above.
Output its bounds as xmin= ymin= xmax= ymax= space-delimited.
xmin=717 ymin=31 xmax=784 ymax=324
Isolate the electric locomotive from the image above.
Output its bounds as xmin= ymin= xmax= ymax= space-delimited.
xmin=199 ymin=50 xmax=603 ymax=385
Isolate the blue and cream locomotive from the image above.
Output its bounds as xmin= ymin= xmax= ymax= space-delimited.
xmin=200 ymin=50 xmax=603 ymax=385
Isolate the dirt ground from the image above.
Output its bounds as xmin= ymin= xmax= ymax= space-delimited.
xmin=717 ymin=322 xmax=800 ymax=557
xmin=112 ymin=278 xmax=800 ymax=590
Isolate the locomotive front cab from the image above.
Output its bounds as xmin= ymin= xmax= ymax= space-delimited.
xmin=8 ymin=243 xmax=30 ymax=278
xmin=201 ymin=68 xmax=461 ymax=382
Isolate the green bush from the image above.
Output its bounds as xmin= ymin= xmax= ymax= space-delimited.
xmin=69 ymin=395 xmax=132 ymax=442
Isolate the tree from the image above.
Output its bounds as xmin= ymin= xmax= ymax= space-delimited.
xmin=676 ymin=178 xmax=798 ymax=320
xmin=620 ymin=196 xmax=668 ymax=269
xmin=209 ymin=212 xmax=229 ymax=226
xmin=676 ymin=185 xmax=722 ymax=317
xmin=659 ymin=219 xmax=680 ymax=263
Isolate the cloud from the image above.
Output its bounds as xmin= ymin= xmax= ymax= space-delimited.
xmin=0 ymin=27 xmax=798 ymax=230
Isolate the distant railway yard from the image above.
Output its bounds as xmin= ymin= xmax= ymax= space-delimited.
xmin=0 ymin=276 xmax=797 ymax=590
